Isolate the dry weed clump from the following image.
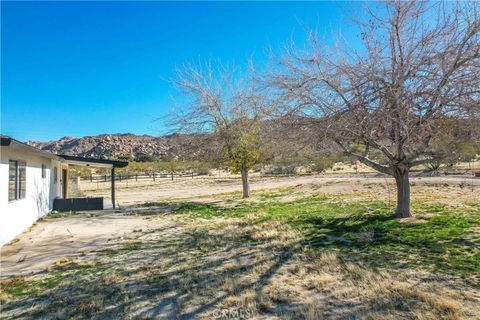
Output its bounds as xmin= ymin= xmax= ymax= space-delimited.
xmin=291 ymin=252 xmax=470 ymax=319
xmin=0 ymin=276 xmax=27 ymax=303
xmin=296 ymin=301 xmax=325 ymax=320
xmin=264 ymin=282 xmax=299 ymax=304
xmin=221 ymin=277 xmax=243 ymax=295
xmin=303 ymin=272 xmax=337 ymax=291
xmin=0 ymin=291 xmax=9 ymax=304
xmin=249 ymin=221 xmax=301 ymax=245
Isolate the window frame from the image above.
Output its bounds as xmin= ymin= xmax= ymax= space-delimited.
xmin=8 ymin=160 xmax=27 ymax=202
xmin=8 ymin=160 xmax=17 ymax=202
xmin=41 ymin=164 xmax=46 ymax=179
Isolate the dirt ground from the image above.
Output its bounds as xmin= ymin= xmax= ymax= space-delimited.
xmin=1 ymin=174 xmax=478 ymax=278
xmin=1 ymin=174 xmax=479 ymax=319
xmin=84 ymin=173 xmax=479 ymax=206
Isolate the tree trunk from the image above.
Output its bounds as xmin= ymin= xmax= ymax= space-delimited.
xmin=240 ymin=166 xmax=250 ymax=198
xmin=393 ymin=167 xmax=411 ymax=218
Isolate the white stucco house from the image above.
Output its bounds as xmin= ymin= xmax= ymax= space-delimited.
xmin=0 ymin=135 xmax=127 ymax=246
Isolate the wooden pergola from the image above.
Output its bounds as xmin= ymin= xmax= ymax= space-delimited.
xmin=59 ymin=155 xmax=128 ymax=209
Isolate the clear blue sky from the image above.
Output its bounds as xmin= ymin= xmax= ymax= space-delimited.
xmin=1 ymin=1 xmax=362 ymax=142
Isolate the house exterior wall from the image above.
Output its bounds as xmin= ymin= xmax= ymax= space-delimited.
xmin=0 ymin=146 xmax=63 ymax=246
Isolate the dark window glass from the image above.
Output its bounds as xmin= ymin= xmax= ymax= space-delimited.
xmin=8 ymin=160 xmax=26 ymax=201
xmin=18 ymin=161 xmax=26 ymax=199
xmin=42 ymin=164 xmax=46 ymax=179
xmin=8 ymin=160 xmax=17 ymax=201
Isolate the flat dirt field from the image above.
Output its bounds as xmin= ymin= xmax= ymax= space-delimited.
xmin=1 ymin=173 xmax=479 ymax=319
xmin=82 ymin=172 xmax=479 ymax=206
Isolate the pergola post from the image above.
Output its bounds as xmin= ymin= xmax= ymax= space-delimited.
xmin=111 ymin=167 xmax=116 ymax=209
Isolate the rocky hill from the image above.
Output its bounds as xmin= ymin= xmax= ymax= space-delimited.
xmin=28 ymin=133 xmax=206 ymax=161
xmin=27 ymin=117 xmax=332 ymax=162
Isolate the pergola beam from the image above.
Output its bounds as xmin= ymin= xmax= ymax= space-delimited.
xmin=58 ymin=155 xmax=128 ymax=210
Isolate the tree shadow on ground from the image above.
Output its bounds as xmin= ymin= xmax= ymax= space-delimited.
xmin=1 ymin=210 xmax=300 ymax=319
xmin=1 ymin=201 xmax=478 ymax=319
xmin=303 ymin=212 xmax=480 ymax=286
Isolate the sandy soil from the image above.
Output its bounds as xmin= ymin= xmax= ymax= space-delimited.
xmin=85 ymin=173 xmax=479 ymax=206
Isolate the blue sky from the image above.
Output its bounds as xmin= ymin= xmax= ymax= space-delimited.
xmin=1 ymin=1 xmax=363 ymax=142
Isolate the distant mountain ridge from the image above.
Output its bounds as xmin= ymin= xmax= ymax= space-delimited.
xmin=27 ymin=133 xmax=205 ymax=161
xmin=27 ymin=116 xmax=336 ymax=162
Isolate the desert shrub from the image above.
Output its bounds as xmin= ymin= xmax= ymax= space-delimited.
xmin=264 ymin=164 xmax=298 ymax=175
xmin=309 ymin=157 xmax=335 ymax=173
xmin=117 ymin=154 xmax=135 ymax=161
xmin=262 ymin=156 xmax=311 ymax=175
xmin=367 ymin=151 xmax=391 ymax=165
xmin=195 ymin=167 xmax=210 ymax=175
xmin=252 ymin=164 xmax=263 ymax=173
xmin=135 ymin=154 xmax=160 ymax=162
xmin=425 ymin=159 xmax=442 ymax=172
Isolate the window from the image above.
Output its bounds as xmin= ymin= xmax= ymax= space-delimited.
xmin=41 ymin=164 xmax=46 ymax=179
xmin=8 ymin=160 xmax=26 ymax=201
xmin=54 ymin=167 xmax=58 ymax=184
xmin=8 ymin=161 xmax=16 ymax=201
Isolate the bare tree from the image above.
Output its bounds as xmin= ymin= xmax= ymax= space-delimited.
xmin=170 ymin=62 xmax=270 ymax=198
xmin=274 ymin=1 xmax=479 ymax=217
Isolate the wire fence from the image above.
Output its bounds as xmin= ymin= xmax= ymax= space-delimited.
xmin=70 ymin=170 xmax=330 ymax=192
xmin=68 ymin=163 xmax=480 ymax=194
xmin=75 ymin=170 xmax=325 ymax=184
xmin=79 ymin=171 xmax=203 ymax=183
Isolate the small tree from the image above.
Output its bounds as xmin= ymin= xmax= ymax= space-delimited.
xmin=221 ymin=116 xmax=262 ymax=197
xmin=275 ymin=1 xmax=479 ymax=217
xmin=170 ymin=62 xmax=269 ymax=198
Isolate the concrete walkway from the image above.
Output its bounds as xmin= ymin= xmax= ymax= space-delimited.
xmin=0 ymin=209 xmax=158 ymax=278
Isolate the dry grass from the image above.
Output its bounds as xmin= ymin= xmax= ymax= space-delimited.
xmin=2 ymin=217 xmax=478 ymax=319
xmin=1 ymin=178 xmax=479 ymax=319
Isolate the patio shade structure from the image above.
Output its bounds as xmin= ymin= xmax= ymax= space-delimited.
xmin=58 ymin=155 xmax=128 ymax=209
